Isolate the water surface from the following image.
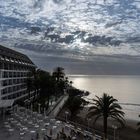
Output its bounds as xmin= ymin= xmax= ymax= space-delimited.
xmin=70 ymin=75 xmax=140 ymax=121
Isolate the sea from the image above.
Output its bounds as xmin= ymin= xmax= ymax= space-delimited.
xmin=69 ymin=75 xmax=140 ymax=121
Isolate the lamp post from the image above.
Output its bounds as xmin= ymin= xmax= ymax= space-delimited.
xmin=38 ymin=103 xmax=41 ymax=114
xmin=65 ymin=111 xmax=69 ymax=123
xmin=87 ymin=118 xmax=91 ymax=131
xmin=30 ymin=104 xmax=33 ymax=116
xmin=44 ymin=108 xmax=46 ymax=117
xmin=112 ymin=125 xmax=117 ymax=140
xmin=24 ymin=100 xmax=28 ymax=117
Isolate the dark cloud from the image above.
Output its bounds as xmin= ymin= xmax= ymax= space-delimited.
xmin=29 ymin=52 xmax=140 ymax=75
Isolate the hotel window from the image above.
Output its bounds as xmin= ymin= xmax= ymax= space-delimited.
xmin=2 ymin=96 xmax=7 ymax=100
xmin=13 ymin=72 xmax=16 ymax=77
xmin=0 ymin=63 xmax=2 ymax=69
xmin=13 ymin=86 xmax=16 ymax=91
xmin=3 ymin=80 xmax=8 ymax=86
xmin=4 ymin=71 xmax=8 ymax=78
xmin=9 ymin=72 xmax=12 ymax=77
xmin=4 ymin=64 xmax=8 ymax=69
xmin=9 ymin=79 xmax=12 ymax=85
xmin=2 ymin=89 xmax=7 ymax=95
xmin=13 ymin=79 xmax=16 ymax=84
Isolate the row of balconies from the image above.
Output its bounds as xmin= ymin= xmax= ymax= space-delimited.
xmin=0 ymin=69 xmax=29 ymax=73
xmin=2 ymin=89 xmax=27 ymax=100
xmin=0 ymin=63 xmax=34 ymax=71
xmin=2 ymin=71 xmax=27 ymax=78
xmin=1 ymin=84 xmax=26 ymax=95
xmin=2 ymin=79 xmax=26 ymax=86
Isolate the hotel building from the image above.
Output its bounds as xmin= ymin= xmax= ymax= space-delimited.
xmin=0 ymin=45 xmax=36 ymax=105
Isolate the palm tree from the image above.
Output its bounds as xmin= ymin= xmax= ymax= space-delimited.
xmin=38 ymin=70 xmax=56 ymax=109
xmin=52 ymin=67 xmax=66 ymax=96
xmin=26 ymin=71 xmax=34 ymax=99
xmin=33 ymin=69 xmax=42 ymax=97
xmin=137 ymin=115 xmax=140 ymax=130
xmin=87 ymin=93 xmax=125 ymax=140
xmin=52 ymin=67 xmax=65 ymax=82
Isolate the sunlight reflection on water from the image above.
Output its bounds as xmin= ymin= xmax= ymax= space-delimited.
xmin=70 ymin=75 xmax=140 ymax=120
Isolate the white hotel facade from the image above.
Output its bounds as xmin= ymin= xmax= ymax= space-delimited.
xmin=0 ymin=45 xmax=36 ymax=106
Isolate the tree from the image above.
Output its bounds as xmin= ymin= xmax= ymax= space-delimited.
xmin=26 ymin=71 xmax=34 ymax=99
xmin=137 ymin=115 xmax=140 ymax=130
xmin=87 ymin=93 xmax=125 ymax=140
xmin=33 ymin=69 xmax=41 ymax=96
xmin=66 ymin=96 xmax=84 ymax=118
xmin=52 ymin=67 xmax=65 ymax=82
xmin=37 ymin=70 xmax=55 ymax=108
xmin=52 ymin=67 xmax=66 ymax=96
xmin=26 ymin=69 xmax=42 ymax=102
xmin=66 ymin=88 xmax=89 ymax=118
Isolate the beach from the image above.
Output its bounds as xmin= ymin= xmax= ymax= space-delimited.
xmin=77 ymin=107 xmax=140 ymax=140
xmin=58 ymin=105 xmax=140 ymax=140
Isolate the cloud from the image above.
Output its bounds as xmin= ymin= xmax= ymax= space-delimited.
xmin=0 ymin=0 xmax=140 ymax=59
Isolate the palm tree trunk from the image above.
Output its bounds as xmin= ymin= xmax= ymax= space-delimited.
xmin=104 ymin=116 xmax=107 ymax=140
xmin=46 ymin=96 xmax=50 ymax=109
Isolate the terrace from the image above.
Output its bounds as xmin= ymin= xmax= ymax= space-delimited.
xmin=0 ymin=105 xmax=99 ymax=140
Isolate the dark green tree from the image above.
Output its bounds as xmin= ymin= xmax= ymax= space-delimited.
xmin=52 ymin=67 xmax=66 ymax=96
xmin=26 ymin=71 xmax=34 ymax=99
xmin=33 ymin=69 xmax=41 ymax=97
xmin=87 ymin=93 xmax=125 ymax=140
xmin=38 ymin=70 xmax=55 ymax=109
xmin=66 ymin=88 xmax=89 ymax=118
xmin=52 ymin=67 xmax=65 ymax=82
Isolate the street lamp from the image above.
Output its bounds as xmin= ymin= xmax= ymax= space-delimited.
xmin=38 ymin=103 xmax=41 ymax=114
xmin=87 ymin=118 xmax=91 ymax=131
xmin=112 ymin=125 xmax=117 ymax=140
xmin=30 ymin=104 xmax=33 ymax=116
xmin=44 ymin=108 xmax=46 ymax=117
xmin=65 ymin=111 xmax=69 ymax=122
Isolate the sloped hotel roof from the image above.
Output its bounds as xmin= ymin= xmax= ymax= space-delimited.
xmin=0 ymin=45 xmax=36 ymax=67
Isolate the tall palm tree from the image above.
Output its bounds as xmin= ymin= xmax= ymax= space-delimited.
xmin=26 ymin=71 xmax=34 ymax=99
xmin=38 ymin=70 xmax=56 ymax=108
xmin=137 ymin=115 xmax=140 ymax=130
xmin=33 ymin=69 xmax=42 ymax=97
xmin=87 ymin=93 xmax=125 ymax=140
xmin=52 ymin=67 xmax=65 ymax=96
xmin=52 ymin=67 xmax=65 ymax=82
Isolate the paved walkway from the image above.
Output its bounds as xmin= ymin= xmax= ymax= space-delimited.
xmin=48 ymin=94 xmax=69 ymax=118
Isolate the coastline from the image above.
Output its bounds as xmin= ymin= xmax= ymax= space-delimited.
xmin=69 ymin=75 xmax=140 ymax=121
xmin=77 ymin=107 xmax=140 ymax=140
xmin=78 ymin=106 xmax=139 ymax=128
xmin=58 ymin=106 xmax=140 ymax=140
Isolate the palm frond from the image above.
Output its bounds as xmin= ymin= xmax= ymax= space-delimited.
xmin=109 ymin=97 xmax=118 ymax=104
xmin=137 ymin=122 xmax=140 ymax=126
xmin=111 ymin=115 xmax=125 ymax=127
xmin=110 ymin=109 xmax=125 ymax=116
xmin=88 ymin=106 xmax=99 ymax=111
xmin=109 ymin=103 xmax=122 ymax=110
xmin=94 ymin=114 xmax=102 ymax=124
xmin=87 ymin=109 xmax=101 ymax=118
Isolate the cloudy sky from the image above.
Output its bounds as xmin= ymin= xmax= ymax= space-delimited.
xmin=0 ymin=0 xmax=140 ymax=74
